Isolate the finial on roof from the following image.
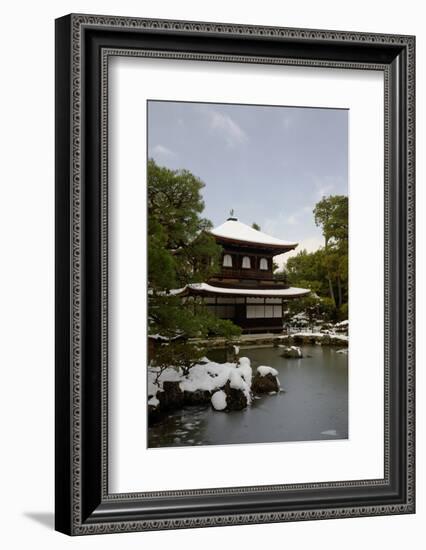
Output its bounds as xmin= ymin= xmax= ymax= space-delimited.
xmin=227 ymin=208 xmax=238 ymax=221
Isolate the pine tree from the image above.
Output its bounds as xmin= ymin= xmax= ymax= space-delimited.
xmin=148 ymin=159 xmax=240 ymax=370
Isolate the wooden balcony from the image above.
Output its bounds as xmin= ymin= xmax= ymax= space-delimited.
xmin=218 ymin=267 xmax=273 ymax=281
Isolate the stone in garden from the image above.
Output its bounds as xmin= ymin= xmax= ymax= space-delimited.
xmin=281 ymin=346 xmax=303 ymax=358
xmin=222 ymin=380 xmax=248 ymax=411
xmin=183 ymin=389 xmax=212 ymax=405
xmin=157 ymin=380 xmax=184 ymax=410
xmin=252 ymin=366 xmax=280 ymax=394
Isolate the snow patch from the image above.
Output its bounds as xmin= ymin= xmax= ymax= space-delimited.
xmin=148 ymin=357 xmax=254 ymax=407
xmin=169 ymin=282 xmax=310 ymax=297
xmin=257 ymin=365 xmax=279 ymax=377
xmin=148 ymin=396 xmax=159 ymax=407
xmin=210 ymin=219 xmax=297 ymax=248
xmin=211 ymin=390 xmax=227 ymax=411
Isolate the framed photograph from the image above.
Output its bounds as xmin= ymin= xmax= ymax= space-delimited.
xmin=55 ymin=14 xmax=415 ymax=535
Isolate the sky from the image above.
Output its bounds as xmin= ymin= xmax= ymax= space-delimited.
xmin=147 ymin=100 xmax=348 ymax=267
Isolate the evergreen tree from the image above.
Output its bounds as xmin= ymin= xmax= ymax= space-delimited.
xmin=279 ymin=195 xmax=349 ymax=321
xmin=313 ymin=195 xmax=348 ymax=312
xmin=148 ymin=160 xmax=240 ymax=369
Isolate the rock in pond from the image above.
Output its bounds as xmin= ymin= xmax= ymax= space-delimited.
xmin=281 ymin=346 xmax=303 ymax=358
xmin=211 ymin=390 xmax=227 ymax=411
xmin=157 ymin=380 xmax=184 ymax=411
xmin=223 ymin=380 xmax=249 ymax=411
xmin=211 ymin=380 xmax=249 ymax=412
xmin=183 ymin=389 xmax=212 ymax=405
xmin=252 ymin=366 xmax=280 ymax=394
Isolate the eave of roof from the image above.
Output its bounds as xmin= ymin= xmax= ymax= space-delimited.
xmin=170 ymin=282 xmax=310 ymax=298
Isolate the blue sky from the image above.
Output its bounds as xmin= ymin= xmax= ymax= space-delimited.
xmin=148 ymin=101 xmax=348 ymax=265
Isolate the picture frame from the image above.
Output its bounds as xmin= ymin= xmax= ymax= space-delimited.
xmin=55 ymin=13 xmax=415 ymax=535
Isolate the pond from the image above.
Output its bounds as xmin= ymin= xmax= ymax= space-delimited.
xmin=147 ymin=345 xmax=348 ymax=448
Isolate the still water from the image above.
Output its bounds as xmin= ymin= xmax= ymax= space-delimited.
xmin=148 ymin=345 xmax=348 ymax=448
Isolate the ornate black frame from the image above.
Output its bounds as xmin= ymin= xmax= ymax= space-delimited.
xmin=55 ymin=14 xmax=415 ymax=535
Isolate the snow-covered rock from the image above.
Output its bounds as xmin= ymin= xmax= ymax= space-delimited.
xmin=223 ymin=380 xmax=249 ymax=411
xmin=257 ymin=365 xmax=279 ymax=377
xmin=183 ymin=389 xmax=211 ymax=405
xmin=237 ymin=357 xmax=252 ymax=387
xmin=148 ymin=357 xmax=257 ymax=415
xmin=157 ymin=381 xmax=184 ymax=411
xmin=281 ymin=346 xmax=303 ymax=358
xmin=211 ymin=390 xmax=227 ymax=411
xmin=148 ymin=356 xmax=282 ymax=416
xmin=252 ymin=366 xmax=280 ymax=394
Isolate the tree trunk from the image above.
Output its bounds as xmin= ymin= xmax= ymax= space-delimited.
xmin=337 ymin=276 xmax=343 ymax=309
xmin=324 ymin=237 xmax=336 ymax=307
xmin=327 ymin=275 xmax=336 ymax=307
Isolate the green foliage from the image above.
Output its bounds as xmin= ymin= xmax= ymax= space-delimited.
xmin=148 ymin=159 xmax=241 ymax=371
xmin=149 ymin=294 xmax=241 ymax=340
xmin=338 ymin=302 xmax=349 ymax=321
xmin=318 ymin=297 xmax=338 ymax=321
xmin=152 ymin=341 xmax=206 ymax=377
xmin=285 ymin=294 xmax=320 ymax=324
xmin=148 ymin=159 xmax=222 ymax=289
xmin=251 ymin=222 xmax=261 ymax=231
xmin=314 ymin=195 xmax=348 ymax=249
xmin=280 ymin=195 xmax=349 ymax=320
xmin=285 ymin=249 xmax=329 ymax=295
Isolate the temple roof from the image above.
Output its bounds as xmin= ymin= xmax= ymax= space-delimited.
xmin=209 ymin=218 xmax=297 ymax=250
xmin=170 ymin=283 xmax=310 ymax=298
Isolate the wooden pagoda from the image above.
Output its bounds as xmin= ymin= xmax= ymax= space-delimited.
xmin=173 ymin=216 xmax=310 ymax=333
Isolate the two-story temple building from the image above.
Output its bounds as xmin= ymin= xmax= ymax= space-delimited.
xmin=173 ymin=216 xmax=310 ymax=333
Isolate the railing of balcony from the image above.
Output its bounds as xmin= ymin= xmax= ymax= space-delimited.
xmin=217 ymin=267 xmax=273 ymax=280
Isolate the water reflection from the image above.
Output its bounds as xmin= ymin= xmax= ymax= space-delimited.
xmin=148 ymin=345 xmax=348 ymax=448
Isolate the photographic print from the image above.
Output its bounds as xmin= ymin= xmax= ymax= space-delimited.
xmin=147 ymin=100 xmax=349 ymax=449
xmin=55 ymin=16 xmax=415 ymax=533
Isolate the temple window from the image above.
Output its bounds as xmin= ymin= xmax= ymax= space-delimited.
xmin=223 ymin=254 xmax=233 ymax=267
xmin=259 ymin=257 xmax=268 ymax=270
xmin=242 ymin=256 xmax=251 ymax=269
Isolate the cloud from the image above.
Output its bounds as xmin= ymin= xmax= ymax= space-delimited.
xmin=274 ymin=235 xmax=324 ymax=270
xmin=150 ymin=144 xmax=177 ymax=158
xmin=263 ymin=204 xmax=311 ymax=232
xmin=286 ymin=214 xmax=298 ymax=226
xmin=310 ymin=174 xmax=345 ymax=200
xmin=207 ymin=111 xmax=248 ymax=148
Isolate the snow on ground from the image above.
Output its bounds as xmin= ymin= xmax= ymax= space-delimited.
xmin=292 ymin=332 xmax=349 ymax=342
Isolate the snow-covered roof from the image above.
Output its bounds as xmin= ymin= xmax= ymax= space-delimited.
xmin=171 ymin=282 xmax=310 ymax=298
xmin=209 ymin=218 xmax=297 ymax=249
